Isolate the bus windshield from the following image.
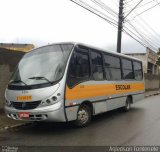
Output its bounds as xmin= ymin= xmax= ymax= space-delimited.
xmin=10 ymin=44 xmax=73 ymax=85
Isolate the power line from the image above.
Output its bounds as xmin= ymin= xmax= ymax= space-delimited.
xmin=155 ymin=0 xmax=160 ymax=8
xmin=132 ymin=1 xmax=160 ymax=19
xmin=137 ymin=0 xmax=156 ymax=8
xmin=92 ymin=0 xmax=158 ymax=48
xmin=123 ymin=0 xmax=160 ymax=50
xmin=124 ymin=0 xmax=144 ymax=19
xmin=128 ymin=15 xmax=160 ymax=41
xmin=124 ymin=24 xmax=158 ymax=51
xmin=79 ymin=0 xmax=118 ymax=24
xmin=123 ymin=28 xmax=147 ymax=48
xmin=70 ymin=0 xmax=118 ymax=26
xmin=124 ymin=0 xmax=142 ymax=7
xmin=70 ymin=0 xmax=159 ymax=51
xmin=125 ymin=22 xmax=159 ymax=49
xmin=124 ymin=0 xmax=160 ymax=40
xmin=91 ymin=0 xmax=118 ymax=18
xmin=124 ymin=0 xmax=156 ymax=15
xmin=125 ymin=0 xmax=134 ymax=5
xmin=93 ymin=0 xmax=159 ymax=50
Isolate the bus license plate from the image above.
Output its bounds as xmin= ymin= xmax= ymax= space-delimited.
xmin=17 ymin=96 xmax=32 ymax=101
xmin=18 ymin=112 xmax=30 ymax=118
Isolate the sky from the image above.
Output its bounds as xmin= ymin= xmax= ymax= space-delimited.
xmin=0 ymin=0 xmax=160 ymax=53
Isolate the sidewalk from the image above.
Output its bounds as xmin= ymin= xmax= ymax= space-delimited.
xmin=145 ymin=89 xmax=160 ymax=97
xmin=0 ymin=111 xmax=31 ymax=132
xmin=0 ymin=90 xmax=160 ymax=132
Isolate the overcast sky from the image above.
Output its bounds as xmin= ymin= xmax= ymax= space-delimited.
xmin=0 ymin=0 xmax=160 ymax=53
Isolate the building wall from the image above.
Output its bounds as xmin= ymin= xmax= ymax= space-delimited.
xmin=0 ymin=48 xmax=24 ymax=109
xmin=0 ymin=65 xmax=12 ymax=109
xmin=125 ymin=54 xmax=147 ymax=73
xmin=144 ymin=74 xmax=160 ymax=91
xmin=146 ymin=48 xmax=159 ymax=75
xmin=125 ymin=48 xmax=159 ymax=75
xmin=146 ymin=47 xmax=158 ymax=65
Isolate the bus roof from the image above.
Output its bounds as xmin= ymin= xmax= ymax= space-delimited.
xmin=33 ymin=42 xmax=142 ymax=62
xmin=73 ymin=42 xmax=142 ymax=62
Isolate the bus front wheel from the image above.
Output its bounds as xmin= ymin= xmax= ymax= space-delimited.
xmin=74 ymin=104 xmax=91 ymax=127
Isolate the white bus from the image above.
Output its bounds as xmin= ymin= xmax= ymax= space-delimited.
xmin=5 ymin=42 xmax=144 ymax=127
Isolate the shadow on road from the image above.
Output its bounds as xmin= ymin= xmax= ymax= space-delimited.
xmin=9 ymin=106 xmax=144 ymax=135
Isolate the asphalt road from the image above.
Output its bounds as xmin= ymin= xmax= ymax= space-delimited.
xmin=1 ymin=95 xmax=160 ymax=147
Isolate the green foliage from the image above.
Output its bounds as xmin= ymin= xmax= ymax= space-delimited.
xmin=157 ymin=48 xmax=160 ymax=56
xmin=156 ymin=58 xmax=160 ymax=65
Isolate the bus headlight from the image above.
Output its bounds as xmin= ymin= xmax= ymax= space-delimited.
xmin=46 ymin=99 xmax=51 ymax=104
xmin=52 ymin=96 xmax=57 ymax=102
xmin=43 ymin=96 xmax=59 ymax=106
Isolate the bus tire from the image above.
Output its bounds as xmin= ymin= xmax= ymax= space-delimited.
xmin=74 ymin=104 xmax=91 ymax=127
xmin=123 ymin=97 xmax=131 ymax=112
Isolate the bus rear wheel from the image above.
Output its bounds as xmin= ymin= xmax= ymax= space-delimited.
xmin=123 ymin=97 xmax=132 ymax=112
xmin=74 ymin=104 xmax=91 ymax=127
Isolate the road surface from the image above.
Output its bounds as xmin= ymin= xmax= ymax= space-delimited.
xmin=0 ymin=95 xmax=160 ymax=148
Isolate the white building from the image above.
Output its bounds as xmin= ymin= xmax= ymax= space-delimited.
xmin=125 ymin=47 xmax=159 ymax=75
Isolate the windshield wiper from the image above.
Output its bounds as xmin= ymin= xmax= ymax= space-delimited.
xmin=9 ymin=80 xmax=27 ymax=85
xmin=28 ymin=76 xmax=52 ymax=84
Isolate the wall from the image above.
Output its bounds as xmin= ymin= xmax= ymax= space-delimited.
xmin=0 ymin=48 xmax=24 ymax=110
xmin=0 ymin=65 xmax=12 ymax=109
xmin=144 ymin=74 xmax=160 ymax=91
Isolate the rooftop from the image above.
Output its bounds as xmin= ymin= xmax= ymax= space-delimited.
xmin=0 ymin=43 xmax=35 ymax=52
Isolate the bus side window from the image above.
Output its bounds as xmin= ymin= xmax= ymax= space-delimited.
xmin=121 ymin=58 xmax=134 ymax=80
xmin=90 ymin=51 xmax=104 ymax=80
xmin=133 ymin=61 xmax=143 ymax=80
xmin=67 ymin=49 xmax=90 ymax=88
xmin=104 ymin=54 xmax=121 ymax=80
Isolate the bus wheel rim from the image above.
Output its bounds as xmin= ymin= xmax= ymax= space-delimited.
xmin=78 ymin=109 xmax=88 ymax=124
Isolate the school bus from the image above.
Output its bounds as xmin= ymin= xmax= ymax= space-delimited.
xmin=5 ymin=42 xmax=144 ymax=127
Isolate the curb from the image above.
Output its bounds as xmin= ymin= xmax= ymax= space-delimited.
xmin=145 ymin=92 xmax=160 ymax=98
xmin=0 ymin=123 xmax=32 ymax=132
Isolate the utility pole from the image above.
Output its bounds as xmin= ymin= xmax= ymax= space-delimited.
xmin=117 ymin=0 xmax=124 ymax=53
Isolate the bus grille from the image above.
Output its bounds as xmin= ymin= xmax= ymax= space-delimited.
xmin=11 ymin=101 xmax=41 ymax=110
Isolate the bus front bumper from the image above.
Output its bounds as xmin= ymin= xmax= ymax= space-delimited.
xmin=4 ymin=102 xmax=66 ymax=122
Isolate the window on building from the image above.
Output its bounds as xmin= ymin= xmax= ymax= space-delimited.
xmin=91 ymin=51 xmax=104 ymax=80
xmin=147 ymin=62 xmax=153 ymax=74
xmin=133 ymin=61 xmax=143 ymax=80
xmin=104 ymin=54 xmax=121 ymax=80
xmin=67 ymin=49 xmax=90 ymax=87
xmin=122 ymin=58 xmax=134 ymax=80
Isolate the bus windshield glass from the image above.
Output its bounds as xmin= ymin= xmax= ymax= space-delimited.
xmin=10 ymin=44 xmax=74 ymax=85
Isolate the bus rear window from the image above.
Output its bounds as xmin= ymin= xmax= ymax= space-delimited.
xmin=133 ymin=61 xmax=143 ymax=81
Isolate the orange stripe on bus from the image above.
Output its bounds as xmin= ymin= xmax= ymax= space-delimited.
xmin=65 ymin=83 xmax=144 ymax=100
